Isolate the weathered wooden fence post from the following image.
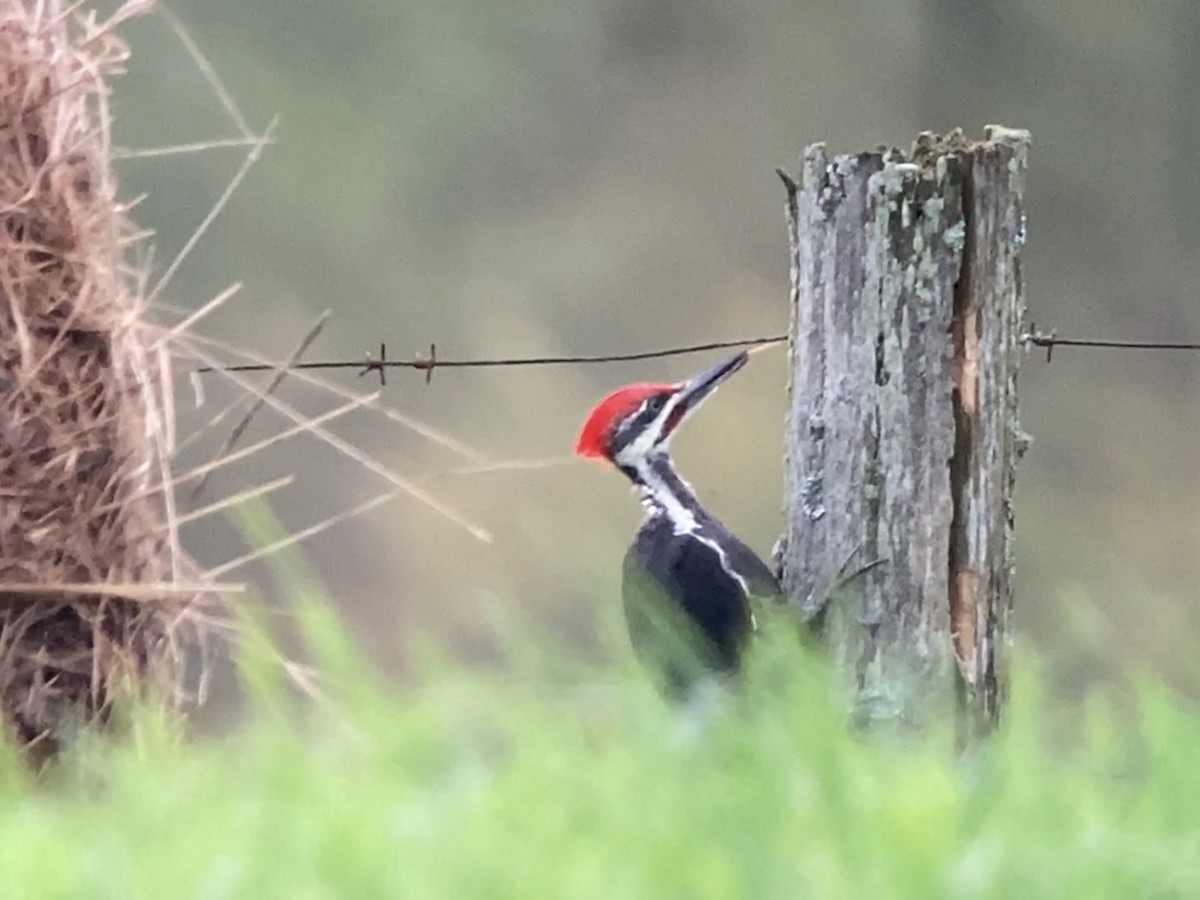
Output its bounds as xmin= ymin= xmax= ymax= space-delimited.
xmin=777 ymin=126 xmax=1030 ymax=738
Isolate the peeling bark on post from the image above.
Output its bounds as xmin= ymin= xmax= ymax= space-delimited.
xmin=778 ymin=126 xmax=1029 ymax=736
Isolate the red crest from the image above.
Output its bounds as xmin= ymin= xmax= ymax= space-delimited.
xmin=574 ymin=383 xmax=674 ymax=458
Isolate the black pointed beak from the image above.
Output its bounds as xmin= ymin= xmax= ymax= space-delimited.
xmin=675 ymin=350 xmax=748 ymax=413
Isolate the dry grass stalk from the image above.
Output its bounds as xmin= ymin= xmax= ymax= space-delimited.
xmin=0 ymin=0 xmax=213 ymax=762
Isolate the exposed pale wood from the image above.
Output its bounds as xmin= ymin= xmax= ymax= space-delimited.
xmin=949 ymin=126 xmax=1031 ymax=738
xmin=779 ymin=126 xmax=1029 ymax=735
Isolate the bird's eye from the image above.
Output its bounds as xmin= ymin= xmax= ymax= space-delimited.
xmin=644 ymin=395 xmax=667 ymax=415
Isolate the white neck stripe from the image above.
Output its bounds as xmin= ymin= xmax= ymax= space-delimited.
xmin=633 ymin=455 xmax=699 ymax=535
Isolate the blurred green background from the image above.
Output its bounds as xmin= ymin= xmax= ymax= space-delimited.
xmin=110 ymin=0 xmax=1200 ymax=712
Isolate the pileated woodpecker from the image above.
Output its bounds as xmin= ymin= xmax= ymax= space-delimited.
xmin=575 ymin=351 xmax=781 ymax=695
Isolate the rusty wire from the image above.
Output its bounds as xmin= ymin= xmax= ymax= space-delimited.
xmin=1021 ymin=329 xmax=1200 ymax=362
xmin=186 ymin=326 xmax=1200 ymax=388
xmin=194 ymin=335 xmax=791 ymax=386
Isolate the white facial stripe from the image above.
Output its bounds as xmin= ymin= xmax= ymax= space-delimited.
xmin=612 ymin=392 xmax=687 ymax=467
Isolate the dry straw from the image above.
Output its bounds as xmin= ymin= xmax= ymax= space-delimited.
xmin=0 ymin=0 xmax=215 ymax=762
xmin=0 ymin=0 xmax=547 ymax=762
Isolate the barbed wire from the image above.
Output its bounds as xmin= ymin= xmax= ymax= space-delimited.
xmin=1020 ymin=329 xmax=1200 ymax=362
xmin=190 ymin=327 xmax=1200 ymax=386
xmin=196 ymin=335 xmax=790 ymax=386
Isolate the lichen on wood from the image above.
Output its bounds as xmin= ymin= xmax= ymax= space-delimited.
xmin=779 ymin=127 xmax=1029 ymax=735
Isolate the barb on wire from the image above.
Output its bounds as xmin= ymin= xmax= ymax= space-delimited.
xmin=188 ymin=323 xmax=1200 ymax=384
xmin=1021 ymin=327 xmax=1200 ymax=363
xmin=197 ymin=334 xmax=790 ymax=384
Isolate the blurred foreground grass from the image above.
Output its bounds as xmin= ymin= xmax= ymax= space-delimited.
xmin=0 ymin=538 xmax=1197 ymax=898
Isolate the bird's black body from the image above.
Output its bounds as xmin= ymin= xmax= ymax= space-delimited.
xmin=620 ymin=454 xmax=780 ymax=695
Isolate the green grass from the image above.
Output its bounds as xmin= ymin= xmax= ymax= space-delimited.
xmin=1 ymin=543 xmax=1198 ymax=898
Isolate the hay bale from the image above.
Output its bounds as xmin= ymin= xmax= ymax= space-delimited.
xmin=0 ymin=0 xmax=207 ymax=762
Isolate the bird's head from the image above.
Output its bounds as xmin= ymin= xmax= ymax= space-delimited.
xmin=574 ymin=351 xmax=748 ymax=469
